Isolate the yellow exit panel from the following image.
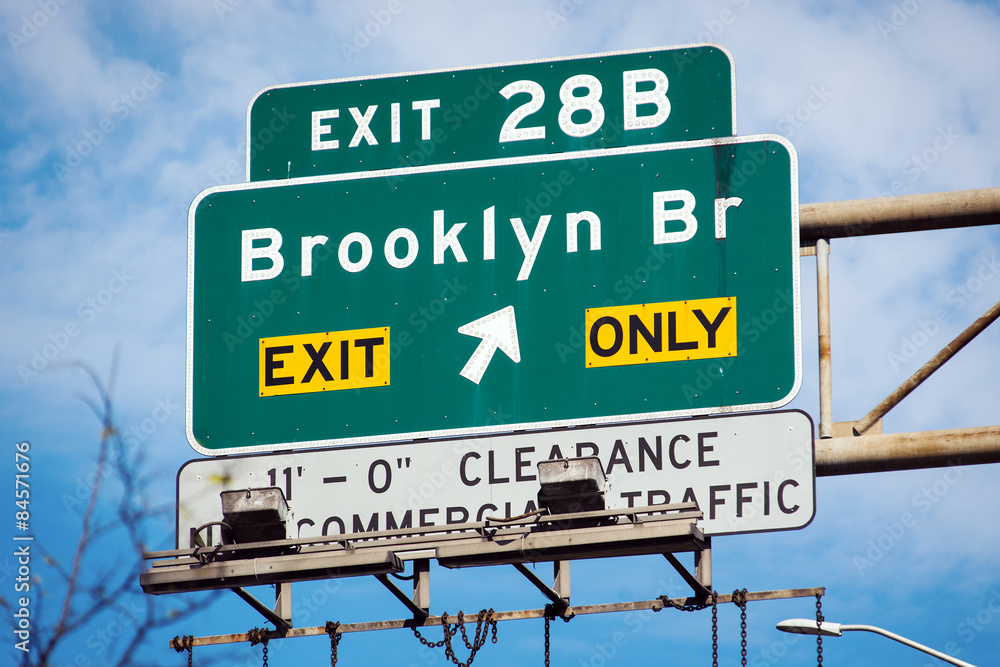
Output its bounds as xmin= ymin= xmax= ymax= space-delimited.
xmin=259 ymin=327 xmax=390 ymax=397
xmin=585 ymin=297 xmax=736 ymax=368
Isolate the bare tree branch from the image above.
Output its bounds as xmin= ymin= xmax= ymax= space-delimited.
xmin=14 ymin=357 xmax=223 ymax=667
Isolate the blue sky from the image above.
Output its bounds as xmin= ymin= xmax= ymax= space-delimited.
xmin=2 ymin=1 xmax=1000 ymax=665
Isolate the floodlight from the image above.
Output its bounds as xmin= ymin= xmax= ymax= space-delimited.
xmin=537 ymin=457 xmax=606 ymax=515
xmin=220 ymin=487 xmax=290 ymax=544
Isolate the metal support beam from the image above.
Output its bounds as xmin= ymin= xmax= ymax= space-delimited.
xmin=274 ymin=583 xmax=291 ymax=627
xmin=695 ymin=538 xmax=711 ymax=592
xmin=142 ymin=546 xmax=402 ymax=594
xmin=412 ymin=559 xmax=430 ymax=612
xmin=229 ymin=587 xmax=292 ymax=633
xmin=816 ymin=238 xmax=833 ymax=438
xmin=799 ymin=187 xmax=1000 ymax=240
xmin=816 ymin=426 xmax=1000 ymax=476
xmin=663 ymin=552 xmax=711 ymax=600
xmin=854 ymin=298 xmax=1000 ymax=435
xmin=437 ymin=513 xmax=705 ymax=568
xmin=172 ymin=587 xmax=825 ymax=647
xmin=144 ymin=504 xmax=702 ymax=596
xmin=375 ymin=573 xmax=429 ymax=620
xmin=513 ymin=563 xmax=568 ymax=611
xmin=553 ymin=561 xmax=570 ymax=602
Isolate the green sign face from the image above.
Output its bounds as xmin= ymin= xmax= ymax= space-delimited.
xmin=188 ymin=136 xmax=800 ymax=455
xmin=246 ymin=45 xmax=734 ymax=181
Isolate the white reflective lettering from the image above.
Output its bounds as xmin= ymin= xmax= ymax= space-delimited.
xmin=390 ymin=102 xmax=400 ymax=143
xmin=241 ymin=228 xmax=284 ymax=282
xmin=311 ymin=109 xmax=339 ymax=151
xmin=384 ymin=228 xmax=418 ymax=269
xmin=714 ymin=197 xmax=743 ymax=240
xmin=348 ymin=105 xmax=378 ymax=147
xmin=339 ymin=232 xmax=373 ymax=273
xmin=301 ymin=235 xmax=328 ymax=277
xmin=566 ymin=211 xmax=601 ymax=252
xmin=433 ymin=210 xmax=468 ymax=264
xmin=510 ymin=215 xmax=551 ymax=281
xmin=557 ymin=74 xmax=604 ymax=138
xmin=653 ymin=190 xmax=697 ymax=244
xmin=499 ymin=80 xmax=545 ymax=142
xmin=412 ymin=99 xmax=440 ymax=140
xmin=623 ymin=68 xmax=670 ymax=130
xmin=483 ymin=206 xmax=495 ymax=261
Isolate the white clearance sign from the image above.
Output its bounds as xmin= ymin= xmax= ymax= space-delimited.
xmin=176 ymin=411 xmax=814 ymax=547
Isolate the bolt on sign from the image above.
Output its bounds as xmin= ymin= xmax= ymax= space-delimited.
xmin=245 ymin=44 xmax=735 ymax=181
xmin=186 ymin=135 xmax=800 ymax=455
xmin=176 ymin=411 xmax=815 ymax=546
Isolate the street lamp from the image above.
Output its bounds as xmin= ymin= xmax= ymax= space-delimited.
xmin=776 ymin=618 xmax=976 ymax=667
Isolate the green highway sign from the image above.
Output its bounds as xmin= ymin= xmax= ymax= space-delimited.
xmin=188 ymin=135 xmax=800 ymax=455
xmin=246 ymin=44 xmax=735 ymax=181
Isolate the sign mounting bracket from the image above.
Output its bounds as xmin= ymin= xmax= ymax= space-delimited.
xmin=230 ymin=585 xmax=293 ymax=634
xmin=663 ymin=548 xmax=713 ymax=601
xmin=374 ymin=560 xmax=430 ymax=621
xmin=513 ymin=562 xmax=570 ymax=614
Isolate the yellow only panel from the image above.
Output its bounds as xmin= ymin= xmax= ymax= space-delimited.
xmin=258 ymin=327 xmax=390 ymax=397
xmin=585 ymin=297 xmax=736 ymax=368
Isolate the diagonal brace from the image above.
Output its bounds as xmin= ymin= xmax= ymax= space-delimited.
xmin=375 ymin=573 xmax=429 ymax=621
xmin=854 ymin=297 xmax=1000 ymax=435
xmin=663 ymin=552 xmax=711 ymax=600
xmin=229 ymin=587 xmax=292 ymax=633
xmin=512 ymin=562 xmax=569 ymax=612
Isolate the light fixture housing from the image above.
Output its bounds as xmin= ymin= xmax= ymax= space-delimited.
xmin=220 ymin=487 xmax=290 ymax=544
xmin=776 ymin=618 xmax=843 ymax=637
xmin=537 ymin=456 xmax=607 ymax=515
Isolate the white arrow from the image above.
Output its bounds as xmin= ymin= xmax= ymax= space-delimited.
xmin=457 ymin=306 xmax=521 ymax=384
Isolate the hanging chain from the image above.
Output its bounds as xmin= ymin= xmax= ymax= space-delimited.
xmin=732 ymin=589 xmax=748 ymax=667
xmin=711 ymin=591 xmax=719 ymax=667
xmin=443 ymin=615 xmax=460 ymax=665
xmin=660 ymin=591 xmax=718 ymax=666
xmin=659 ymin=595 xmax=713 ymax=612
xmin=815 ymin=593 xmax=824 ymax=667
xmin=541 ymin=602 xmax=572 ymax=665
xmin=412 ymin=609 xmax=497 ymax=667
xmin=325 ymin=621 xmax=343 ymax=666
xmin=544 ymin=611 xmax=551 ymax=667
xmin=412 ymin=613 xmax=450 ymax=649
xmin=663 ymin=588 xmax=751 ymax=667
xmin=457 ymin=609 xmax=494 ymax=651
xmin=170 ymin=635 xmax=193 ymax=667
xmin=248 ymin=627 xmax=270 ymax=667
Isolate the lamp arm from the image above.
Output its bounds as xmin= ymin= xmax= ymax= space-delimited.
xmin=839 ymin=625 xmax=977 ymax=667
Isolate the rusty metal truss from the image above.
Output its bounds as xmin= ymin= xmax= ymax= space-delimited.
xmin=143 ymin=501 xmax=825 ymax=648
xmin=802 ymin=188 xmax=1000 ymax=474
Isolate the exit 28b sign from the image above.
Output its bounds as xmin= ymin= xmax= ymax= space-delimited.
xmin=187 ymin=135 xmax=800 ymax=455
xmin=246 ymin=44 xmax=735 ymax=180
